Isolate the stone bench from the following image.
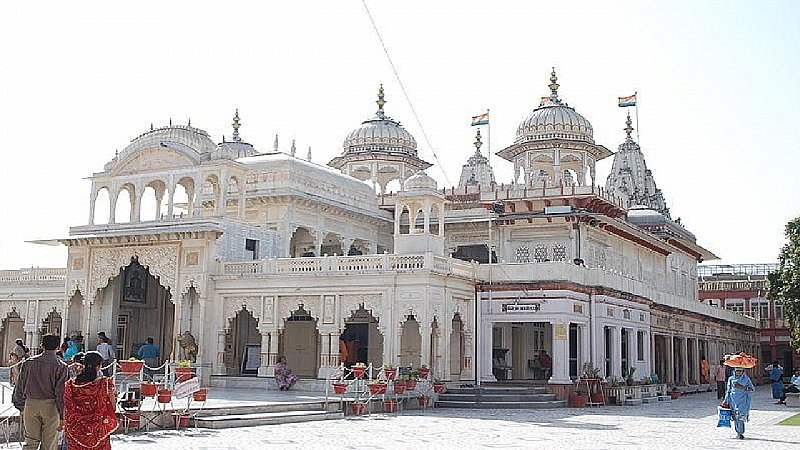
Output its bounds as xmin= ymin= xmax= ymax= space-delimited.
xmin=786 ymin=392 xmax=800 ymax=408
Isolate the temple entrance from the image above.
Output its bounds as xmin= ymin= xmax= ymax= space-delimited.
xmin=93 ymin=258 xmax=174 ymax=362
xmin=341 ymin=304 xmax=383 ymax=367
xmin=399 ymin=314 xmax=421 ymax=368
xmin=40 ymin=310 xmax=62 ymax=337
xmin=0 ymin=311 xmax=25 ymax=358
xmin=279 ymin=305 xmax=319 ymax=378
xmin=498 ymin=322 xmax=550 ymax=381
xmin=226 ymin=308 xmax=260 ymax=375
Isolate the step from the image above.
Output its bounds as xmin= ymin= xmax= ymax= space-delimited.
xmin=435 ymin=400 xmax=567 ymax=409
xmin=194 ymin=410 xmax=344 ymax=429
xmin=437 ymin=393 xmax=558 ymax=402
xmin=194 ymin=400 xmax=338 ymax=417
xmin=444 ymin=387 xmax=549 ymax=395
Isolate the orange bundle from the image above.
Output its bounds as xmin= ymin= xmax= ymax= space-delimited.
xmin=722 ymin=352 xmax=758 ymax=369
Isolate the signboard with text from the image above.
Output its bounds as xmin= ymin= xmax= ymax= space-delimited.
xmin=173 ymin=376 xmax=201 ymax=399
xmin=502 ymin=303 xmax=541 ymax=313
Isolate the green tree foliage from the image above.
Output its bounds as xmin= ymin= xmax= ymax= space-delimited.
xmin=767 ymin=216 xmax=800 ymax=351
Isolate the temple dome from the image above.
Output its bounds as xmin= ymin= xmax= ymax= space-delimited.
xmin=342 ymin=85 xmax=418 ymax=155
xmin=403 ymin=171 xmax=437 ymax=192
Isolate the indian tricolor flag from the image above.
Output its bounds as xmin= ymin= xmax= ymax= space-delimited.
xmin=618 ymin=93 xmax=637 ymax=107
xmin=471 ymin=112 xmax=489 ymax=126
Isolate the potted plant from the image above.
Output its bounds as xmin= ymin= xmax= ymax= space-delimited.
xmin=157 ymin=388 xmax=172 ymax=404
xmin=383 ymin=398 xmax=399 ymax=413
xmin=351 ymin=402 xmax=366 ymax=415
xmin=140 ymin=381 xmax=158 ymax=397
xmin=623 ymin=367 xmax=636 ymax=386
xmin=174 ymin=360 xmax=193 ymax=382
xmin=120 ymin=411 xmax=141 ymax=428
xmin=580 ymin=362 xmax=601 ymax=380
xmin=405 ymin=370 xmax=420 ymax=390
xmin=352 ymin=362 xmax=367 ymax=378
xmin=119 ymin=357 xmax=144 ymax=374
xmin=417 ymin=395 xmax=430 ymax=407
xmin=192 ymin=387 xmax=208 ymax=402
xmin=368 ymin=380 xmax=388 ymax=395
xmin=432 ymin=379 xmax=447 ymax=394
xmin=569 ymin=383 xmax=588 ymax=407
xmin=383 ymin=364 xmax=397 ymax=380
xmin=669 ymin=386 xmax=682 ymax=400
xmin=393 ymin=380 xmax=406 ymax=394
xmin=172 ymin=409 xmax=190 ymax=428
xmin=418 ymin=365 xmax=430 ymax=379
xmin=333 ymin=381 xmax=348 ymax=395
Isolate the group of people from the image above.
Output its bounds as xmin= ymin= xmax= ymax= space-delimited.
xmin=12 ymin=334 xmax=118 ymax=450
xmin=766 ymin=361 xmax=800 ymax=405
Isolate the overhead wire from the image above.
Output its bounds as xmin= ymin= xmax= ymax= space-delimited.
xmin=360 ymin=0 xmax=452 ymax=186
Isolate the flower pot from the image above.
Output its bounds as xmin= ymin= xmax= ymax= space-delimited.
xmin=433 ymin=382 xmax=447 ymax=394
xmin=352 ymin=366 xmax=367 ymax=378
xmin=174 ymin=367 xmax=193 ymax=383
xmin=119 ymin=360 xmax=144 ymax=374
xmin=121 ymin=412 xmax=140 ymax=428
xmin=192 ymin=388 xmax=208 ymax=402
xmin=417 ymin=395 xmax=430 ymax=407
xmin=140 ymin=382 xmax=158 ymax=397
xmin=333 ymin=383 xmax=348 ymax=395
xmin=383 ymin=399 xmax=399 ymax=413
xmin=405 ymin=380 xmax=418 ymax=390
xmin=157 ymin=389 xmax=172 ymax=403
xmin=393 ymin=382 xmax=406 ymax=394
xmin=173 ymin=413 xmax=190 ymax=428
xmin=351 ymin=402 xmax=366 ymax=415
xmin=418 ymin=368 xmax=430 ymax=379
xmin=369 ymin=383 xmax=388 ymax=395
xmin=569 ymin=394 xmax=587 ymax=408
xmin=590 ymin=393 xmax=604 ymax=404
xmin=669 ymin=391 xmax=681 ymax=400
xmin=384 ymin=368 xmax=397 ymax=380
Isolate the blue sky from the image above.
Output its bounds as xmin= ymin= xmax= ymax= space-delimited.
xmin=0 ymin=0 xmax=797 ymax=268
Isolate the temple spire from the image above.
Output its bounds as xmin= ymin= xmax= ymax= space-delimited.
xmin=307 ymin=146 xmax=312 ymax=162
xmin=273 ymin=134 xmax=279 ymax=152
xmin=473 ymin=129 xmax=483 ymax=156
xmin=231 ymin=109 xmax=241 ymax=142
xmin=290 ymin=139 xmax=296 ymax=157
xmin=376 ymin=84 xmax=386 ymax=118
xmin=624 ymin=111 xmax=634 ymax=141
xmin=548 ymin=67 xmax=560 ymax=102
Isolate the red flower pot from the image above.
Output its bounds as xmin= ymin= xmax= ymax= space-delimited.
xmin=140 ymin=382 xmax=158 ymax=397
xmin=119 ymin=360 xmax=144 ymax=374
xmin=669 ymin=391 xmax=681 ymax=400
xmin=368 ymin=383 xmax=388 ymax=395
xmin=157 ymin=389 xmax=172 ymax=403
xmin=405 ymin=380 xmax=418 ymax=390
xmin=419 ymin=368 xmax=430 ymax=379
xmin=383 ymin=400 xmax=399 ymax=413
xmin=173 ymin=413 xmax=190 ymax=428
xmin=433 ymin=382 xmax=447 ymax=394
xmin=121 ymin=412 xmax=140 ymax=428
xmin=351 ymin=402 xmax=366 ymax=415
xmin=569 ymin=394 xmax=587 ymax=408
xmin=192 ymin=388 xmax=208 ymax=402
xmin=384 ymin=368 xmax=397 ymax=380
xmin=352 ymin=366 xmax=366 ymax=378
xmin=418 ymin=395 xmax=430 ymax=407
xmin=333 ymin=383 xmax=348 ymax=394
xmin=393 ymin=382 xmax=406 ymax=395
xmin=590 ymin=393 xmax=605 ymax=404
xmin=174 ymin=367 xmax=193 ymax=382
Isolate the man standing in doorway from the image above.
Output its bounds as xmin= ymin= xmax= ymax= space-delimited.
xmin=12 ymin=334 xmax=70 ymax=450
xmin=96 ymin=337 xmax=115 ymax=376
xmin=137 ymin=337 xmax=160 ymax=380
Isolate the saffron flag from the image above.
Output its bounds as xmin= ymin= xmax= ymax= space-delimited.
xmin=618 ymin=94 xmax=637 ymax=107
xmin=471 ymin=112 xmax=489 ymax=126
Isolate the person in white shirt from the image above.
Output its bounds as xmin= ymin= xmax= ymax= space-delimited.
xmin=779 ymin=368 xmax=800 ymax=404
xmin=95 ymin=337 xmax=115 ymax=376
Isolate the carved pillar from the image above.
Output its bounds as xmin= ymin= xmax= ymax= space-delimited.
xmin=258 ymin=328 xmax=272 ymax=377
xmin=109 ymin=191 xmax=118 ymax=224
xmin=155 ymin=190 xmax=164 ymax=220
xmin=680 ymin=337 xmax=689 ymax=384
xmin=88 ymin=190 xmax=97 ymax=225
xmin=213 ymin=329 xmax=227 ymax=375
xmin=549 ymin=322 xmax=571 ymax=384
xmin=166 ymin=184 xmax=175 ymax=219
xmin=314 ymin=230 xmax=322 ymax=257
xmin=666 ymin=334 xmax=675 ymax=385
xmin=610 ymin=326 xmax=622 ymax=378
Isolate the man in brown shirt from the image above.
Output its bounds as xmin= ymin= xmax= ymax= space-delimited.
xmin=13 ymin=334 xmax=70 ymax=450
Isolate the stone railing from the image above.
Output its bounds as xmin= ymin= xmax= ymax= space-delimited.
xmin=477 ymin=262 xmax=759 ymax=328
xmin=221 ymin=254 xmax=477 ymax=278
xmin=603 ymin=383 xmax=667 ymax=405
xmin=0 ymin=268 xmax=67 ymax=284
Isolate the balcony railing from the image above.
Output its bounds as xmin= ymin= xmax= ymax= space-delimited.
xmin=0 ymin=268 xmax=67 ymax=283
xmin=221 ymin=254 xmax=477 ymax=278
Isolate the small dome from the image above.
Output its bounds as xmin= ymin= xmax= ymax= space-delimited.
xmin=342 ymin=85 xmax=418 ymax=155
xmin=403 ymin=171 xmax=437 ymax=192
xmin=515 ymin=69 xmax=594 ymax=144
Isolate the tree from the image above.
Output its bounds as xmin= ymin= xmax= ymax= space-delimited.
xmin=767 ymin=216 xmax=800 ymax=351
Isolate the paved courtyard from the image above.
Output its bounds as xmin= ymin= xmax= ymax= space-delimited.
xmin=100 ymin=388 xmax=800 ymax=450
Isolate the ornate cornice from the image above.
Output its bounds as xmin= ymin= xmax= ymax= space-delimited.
xmin=88 ymin=244 xmax=179 ymax=302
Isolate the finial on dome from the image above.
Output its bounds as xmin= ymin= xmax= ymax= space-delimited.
xmin=548 ymin=67 xmax=560 ymax=101
xmin=290 ymin=139 xmax=296 ymax=156
xmin=474 ymin=129 xmax=483 ymax=155
xmin=150 ymin=123 xmax=154 ymax=131
xmin=232 ymin=109 xmax=242 ymax=142
xmin=188 ymin=118 xmax=192 ymax=127
xmin=376 ymin=84 xmax=386 ymax=118
xmin=624 ymin=111 xmax=634 ymax=140
xmin=273 ymin=134 xmax=279 ymax=152
xmin=169 ymin=117 xmax=172 ymax=126
xmin=307 ymin=146 xmax=312 ymax=162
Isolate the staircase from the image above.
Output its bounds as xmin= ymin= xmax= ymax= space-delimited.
xmin=436 ymin=385 xmax=566 ymax=409
xmin=193 ymin=400 xmax=343 ymax=429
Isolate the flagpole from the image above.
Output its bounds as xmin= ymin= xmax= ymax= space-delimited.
xmin=634 ymin=91 xmax=640 ymax=144
xmin=486 ymin=108 xmax=491 ymax=166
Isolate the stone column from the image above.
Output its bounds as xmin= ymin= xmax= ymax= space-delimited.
xmin=213 ymin=329 xmax=227 ymax=375
xmin=258 ymin=327 xmax=272 ymax=377
xmin=314 ymin=230 xmax=323 ymax=257
xmin=680 ymin=337 xmax=689 ymax=385
xmin=643 ymin=331 xmax=652 ymax=377
xmin=88 ymin=190 xmax=97 ymax=225
xmin=610 ymin=326 xmax=622 ymax=378
xmin=109 ymin=193 xmax=117 ymax=224
xmin=549 ymin=322 xmax=571 ymax=384
xmin=480 ymin=321 xmax=495 ymax=381
xmin=691 ymin=338 xmax=699 ymax=384
xmin=317 ymin=331 xmax=341 ymax=379
xmin=665 ymin=335 xmax=675 ymax=385
xmin=580 ymin=324 xmax=591 ymax=368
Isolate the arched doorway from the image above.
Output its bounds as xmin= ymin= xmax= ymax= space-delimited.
xmin=40 ymin=309 xmax=62 ymax=337
xmin=0 ymin=310 xmax=25 ymax=358
xmin=290 ymin=227 xmax=316 ymax=257
xmin=92 ymin=258 xmax=175 ymax=362
xmin=450 ymin=313 xmax=465 ymax=380
xmin=320 ymin=232 xmax=343 ymax=256
xmin=341 ymin=304 xmax=383 ymax=367
xmin=279 ymin=305 xmax=319 ymax=378
xmin=226 ymin=308 xmax=260 ymax=375
xmin=400 ymin=314 xmax=421 ymax=368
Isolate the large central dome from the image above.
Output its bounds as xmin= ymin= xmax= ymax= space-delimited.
xmin=515 ymin=70 xmax=594 ymax=144
xmin=342 ymin=85 xmax=418 ymax=155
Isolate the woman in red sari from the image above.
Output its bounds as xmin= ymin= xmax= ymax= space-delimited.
xmin=63 ymin=351 xmax=118 ymax=450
